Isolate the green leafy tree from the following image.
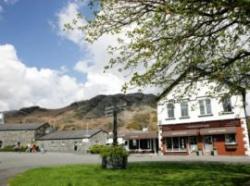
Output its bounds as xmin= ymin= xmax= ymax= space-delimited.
xmin=69 ymin=0 xmax=250 ymax=107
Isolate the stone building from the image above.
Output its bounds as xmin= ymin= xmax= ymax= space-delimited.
xmin=37 ymin=129 xmax=108 ymax=153
xmin=0 ymin=123 xmax=51 ymax=148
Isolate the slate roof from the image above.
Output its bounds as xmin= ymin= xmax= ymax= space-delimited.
xmin=0 ymin=123 xmax=48 ymax=131
xmin=38 ymin=129 xmax=106 ymax=140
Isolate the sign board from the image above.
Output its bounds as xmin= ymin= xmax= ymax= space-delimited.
xmin=82 ymin=138 xmax=89 ymax=143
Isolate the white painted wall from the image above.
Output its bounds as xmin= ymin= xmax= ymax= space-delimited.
xmin=157 ymin=80 xmax=247 ymax=126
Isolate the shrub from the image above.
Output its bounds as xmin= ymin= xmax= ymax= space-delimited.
xmin=100 ymin=145 xmax=128 ymax=158
xmin=0 ymin=145 xmax=27 ymax=152
xmin=100 ymin=145 xmax=128 ymax=169
xmin=88 ymin=144 xmax=107 ymax=154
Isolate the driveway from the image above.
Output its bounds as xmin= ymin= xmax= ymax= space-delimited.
xmin=2 ymin=152 xmax=250 ymax=186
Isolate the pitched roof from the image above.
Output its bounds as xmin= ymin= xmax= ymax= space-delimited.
xmin=0 ymin=123 xmax=48 ymax=131
xmin=38 ymin=129 xmax=106 ymax=140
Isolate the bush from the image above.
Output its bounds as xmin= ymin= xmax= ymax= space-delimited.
xmin=0 ymin=145 xmax=27 ymax=152
xmin=100 ymin=145 xmax=128 ymax=169
xmin=0 ymin=145 xmax=14 ymax=152
xmin=100 ymin=145 xmax=128 ymax=158
xmin=88 ymin=144 xmax=107 ymax=154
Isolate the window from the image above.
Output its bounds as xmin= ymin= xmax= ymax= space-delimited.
xmin=132 ymin=139 xmax=137 ymax=147
xmin=180 ymin=102 xmax=189 ymax=117
xmin=222 ymin=97 xmax=232 ymax=113
xmin=165 ymin=137 xmax=187 ymax=152
xmin=199 ymin=99 xmax=212 ymax=116
xmin=225 ymin=134 xmax=236 ymax=145
xmin=167 ymin=103 xmax=175 ymax=119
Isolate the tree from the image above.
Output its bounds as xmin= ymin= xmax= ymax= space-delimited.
xmin=69 ymin=0 xmax=250 ymax=100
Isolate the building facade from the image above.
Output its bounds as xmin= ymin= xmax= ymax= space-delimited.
xmin=0 ymin=123 xmax=51 ymax=148
xmin=157 ymin=79 xmax=250 ymax=156
xmin=37 ymin=129 xmax=108 ymax=153
xmin=123 ymin=131 xmax=158 ymax=153
xmin=107 ymin=131 xmax=159 ymax=153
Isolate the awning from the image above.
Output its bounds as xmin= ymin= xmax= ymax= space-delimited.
xmin=124 ymin=132 xmax=158 ymax=140
xmin=162 ymin=129 xmax=199 ymax=137
xmin=200 ymin=127 xmax=236 ymax=135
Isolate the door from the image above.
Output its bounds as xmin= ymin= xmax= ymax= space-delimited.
xmin=189 ymin=136 xmax=198 ymax=152
xmin=203 ymin=136 xmax=213 ymax=154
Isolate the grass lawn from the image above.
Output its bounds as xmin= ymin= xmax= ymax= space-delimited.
xmin=9 ymin=162 xmax=250 ymax=186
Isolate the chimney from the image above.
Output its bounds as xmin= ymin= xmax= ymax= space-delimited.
xmin=0 ymin=113 xmax=4 ymax=125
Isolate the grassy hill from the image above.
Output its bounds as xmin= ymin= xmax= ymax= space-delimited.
xmin=4 ymin=93 xmax=157 ymax=132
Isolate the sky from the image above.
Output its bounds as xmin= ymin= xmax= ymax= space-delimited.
xmin=0 ymin=0 xmax=135 ymax=111
xmin=0 ymin=0 xmax=249 ymax=114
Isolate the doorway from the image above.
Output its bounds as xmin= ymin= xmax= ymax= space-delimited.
xmin=203 ymin=136 xmax=213 ymax=154
xmin=189 ymin=136 xmax=198 ymax=153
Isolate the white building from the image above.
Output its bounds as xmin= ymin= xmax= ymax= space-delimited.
xmin=157 ymin=77 xmax=250 ymax=156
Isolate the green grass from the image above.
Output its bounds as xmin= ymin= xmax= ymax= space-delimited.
xmin=9 ymin=162 xmax=250 ymax=186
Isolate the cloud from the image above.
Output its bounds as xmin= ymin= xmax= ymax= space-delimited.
xmin=3 ymin=0 xmax=18 ymax=5
xmin=57 ymin=2 xmax=87 ymax=47
xmin=56 ymin=2 xmax=131 ymax=97
xmin=0 ymin=44 xmax=85 ymax=111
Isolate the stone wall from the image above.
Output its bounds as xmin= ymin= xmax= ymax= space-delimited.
xmin=37 ymin=131 xmax=108 ymax=153
xmin=0 ymin=124 xmax=51 ymax=148
xmin=0 ymin=130 xmax=35 ymax=147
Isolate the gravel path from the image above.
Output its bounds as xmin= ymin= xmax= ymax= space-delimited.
xmin=2 ymin=152 xmax=250 ymax=186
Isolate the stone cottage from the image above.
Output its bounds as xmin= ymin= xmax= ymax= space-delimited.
xmin=37 ymin=129 xmax=108 ymax=153
xmin=0 ymin=123 xmax=51 ymax=148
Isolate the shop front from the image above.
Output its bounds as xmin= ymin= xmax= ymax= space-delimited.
xmin=160 ymin=119 xmax=247 ymax=156
xmin=124 ymin=131 xmax=159 ymax=153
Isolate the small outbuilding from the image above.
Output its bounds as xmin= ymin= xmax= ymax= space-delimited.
xmin=37 ymin=129 xmax=108 ymax=153
xmin=123 ymin=131 xmax=159 ymax=153
xmin=0 ymin=123 xmax=51 ymax=148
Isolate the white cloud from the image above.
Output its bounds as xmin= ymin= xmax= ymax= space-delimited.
xmin=3 ymin=0 xmax=18 ymax=5
xmin=0 ymin=44 xmax=85 ymax=111
xmin=57 ymin=2 xmax=87 ymax=47
xmin=56 ymin=2 xmax=132 ymax=98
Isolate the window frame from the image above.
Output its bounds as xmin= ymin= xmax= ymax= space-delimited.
xmin=225 ymin=134 xmax=237 ymax=145
xmin=166 ymin=102 xmax=175 ymax=119
xmin=199 ymin=98 xmax=213 ymax=117
xmin=180 ymin=101 xmax=189 ymax=118
xmin=222 ymin=97 xmax=233 ymax=113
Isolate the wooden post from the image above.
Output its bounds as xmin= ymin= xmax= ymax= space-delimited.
xmin=113 ymin=109 xmax=118 ymax=146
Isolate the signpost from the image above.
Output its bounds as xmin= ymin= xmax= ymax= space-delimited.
xmin=105 ymin=103 xmax=127 ymax=146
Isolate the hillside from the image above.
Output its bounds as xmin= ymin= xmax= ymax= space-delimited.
xmin=4 ymin=93 xmax=157 ymax=132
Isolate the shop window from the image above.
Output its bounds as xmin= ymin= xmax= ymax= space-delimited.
xmin=225 ymin=134 xmax=236 ymax=145
xmin=222 ymin=97 xmax=232 ymax=113
xmin=166 ymin=138 xmax=172 ymax=150
xmin=165 ymin=137 xmax=187 ymax=152
xmin=180 ymin=102 xmax=189 ymax=118
xmin=199 ymin=99 xmax=212 ymax=116
xmin=167 ymin=103 xmax=175 ymax=119
xmin=132 ymin=139 xmax=137 ymax=147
